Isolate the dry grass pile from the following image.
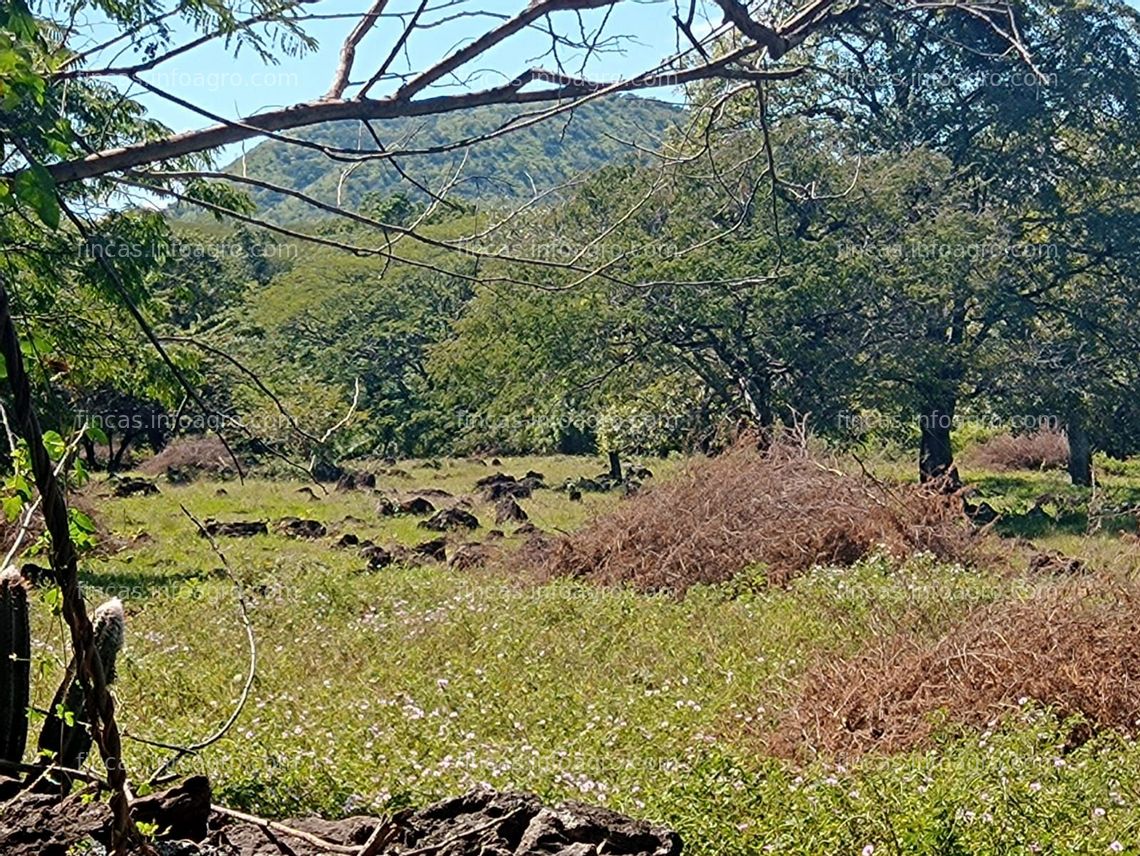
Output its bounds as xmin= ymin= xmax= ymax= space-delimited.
xmin=537 ymin=441 xmax=993 ymax=593
xmin=139 ymin=435 xmax=239 ymax=479
xmin=965 ymin=429 xmax=1069 ymax=471
xmin=769 ymin=583 xmax=1140 ymax=759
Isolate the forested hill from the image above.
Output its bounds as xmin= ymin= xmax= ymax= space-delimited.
xmin=223 ymin=96 xmax=682 ymax=222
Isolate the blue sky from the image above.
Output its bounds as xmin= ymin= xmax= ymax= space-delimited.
xmin=77 ymin=0 xmax=706 ymax=143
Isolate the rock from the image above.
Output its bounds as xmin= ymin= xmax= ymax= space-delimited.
xmin=1028 ymin=550 xmax=1086 ymax=575
xmin=515 ymin=800 xmax=682 ymax=856
xmin=201 ymin=519 xmax=268 ymax=538
xmin=449 ymin=542 xmax=495 ymax=570
xmin=399 ymin=497 xmax=436 ymax=516
xmin=112 ymin=476 xmax=159 ymax=497
xmin=486 ymin=529 xmax=505 ymax=540
xmin=132 ymin=775 xmax=212 ymax=843
xmin=515 ymin=522 xmax=540 ymax=536
xmin=525 ymin=470 xmax=546 ymax=482
xmin=19 ymin=562 xmax=51 ymax=587
xmin=335 ymin=532 xmax=360 ymax=548
xmin=414 ymin=538 xmax=448 ymax=562
xmin=311 ymin=459 xmax=344 ymax=482
xmin=394 ymin=789 xmax=682 ymax=856
xmin=0 ymin=778 xmax=214 ymax=855
xmin=568 ymin=488 xmax=582 ymax=502
xmin=0 ymin=788 xmax=110 ymax=854
xmin=336 ymin=471 xmax=377 ymax=491
xmin=277 ymin=518 xmax=327 ymax=539
xmin=214 ymin=488 xmax=228 ymax=497
xmin=165 ymin=466 xmax=193 ymax=485
xmin=414 ymin=488 xmax=454 ymax=499
xmin=295 ymin=486 xmax=321 ymax=500
xmin=0 ymin=784 xmax=681 ymax=856
xmin=491 ymin=457 xmax=502 ymax=465
xmin=420 ymin=508 xmax=480 ymax=532
xmin=362 ymin=544 xmax=393 ymax=570
xmin=964 ymin=500 xmax=999 ymax=525
xmin=495 ymin=498 xmax=528 ymax=524
xmin=376 ymin=496 xmax=400 ymax=516
xmin=629 ymin=466 xmax=654 ymax=480
xmin=476 ymin=474 xmax=535 ymax=501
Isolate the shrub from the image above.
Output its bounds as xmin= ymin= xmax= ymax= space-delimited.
xmin=964 ymin=430 xmax=1069 ymax=472
xmin=535 ymin=438 xmax=995 ymax=593
xmin=768 ymin=581 xmax=1140 ymax=760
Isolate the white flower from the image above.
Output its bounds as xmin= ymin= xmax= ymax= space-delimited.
xmin=1108 ymin=843 xmax=1123 ymax=853
xmin=862 ymin=845 xmax=875 ymax=856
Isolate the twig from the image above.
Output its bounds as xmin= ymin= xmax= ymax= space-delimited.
xmin=211 ymin=804 xmax=371 ymax=854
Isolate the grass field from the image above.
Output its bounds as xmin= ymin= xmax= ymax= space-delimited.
xmin=24 ymin=454 xmax=1140 ymax=854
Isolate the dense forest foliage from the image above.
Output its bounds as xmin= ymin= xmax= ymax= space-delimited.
xmin=14 ymin=0 xmax=1140 ymax=487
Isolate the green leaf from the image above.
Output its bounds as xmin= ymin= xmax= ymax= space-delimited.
xmin=12 ymin=164 xmax=60 ymax=230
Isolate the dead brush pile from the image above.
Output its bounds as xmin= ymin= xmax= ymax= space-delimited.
xmin=536 ymin=440 xmax=994 ymax=593
xmin=965 ymin=429 xmax=1069 ymax=471
xmin=139 ymin=435 xmax=238 ymax=479
xmin=769 ymin=583 xmax=1140 ymax=760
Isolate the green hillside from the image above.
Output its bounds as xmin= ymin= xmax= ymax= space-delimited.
xmin=225 ymin=96 xmax=682 ymax=222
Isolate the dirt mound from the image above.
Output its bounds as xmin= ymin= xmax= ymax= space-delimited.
xmin=768 ymin=583 xmax=1140 ymax=760
xmin=965 ymin=429 xmax=1069 ymax=472
xmin=536 ymin=441 xmax=994 ymax=593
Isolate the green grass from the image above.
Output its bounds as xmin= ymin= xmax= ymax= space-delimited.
xmin=20 ymin=454 xmax=1140 ymax=854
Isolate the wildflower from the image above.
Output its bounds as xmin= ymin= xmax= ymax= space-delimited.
xmin=862 ymin=845 xmax=875 ymax=856
xmin=1108 ymin=843 xmax=1123 ymax=853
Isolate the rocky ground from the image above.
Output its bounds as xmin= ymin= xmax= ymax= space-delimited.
xmin=0 ymin=777 xmax=682 ymax=856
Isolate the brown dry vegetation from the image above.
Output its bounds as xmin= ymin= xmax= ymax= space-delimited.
xmin=965 ymin=429 xmax=1070 ymax=471
xmin=768 ymin=582 xmax=1140 ymax=760
xmin=536 ymin=441 xmax=997 ymax=593
xmin=138 ymin=435 xmax=239 ymax=478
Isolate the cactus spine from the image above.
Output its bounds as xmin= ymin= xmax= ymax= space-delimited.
xmin=36 ymin=597 xmax=124 ymax=785
xmin=0 ymin=569 xmax=30 ymax=768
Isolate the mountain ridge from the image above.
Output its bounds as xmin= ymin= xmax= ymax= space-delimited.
xmin=222 ymin=96 xmax=684 ymax=222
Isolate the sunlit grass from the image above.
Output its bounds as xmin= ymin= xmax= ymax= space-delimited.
xmin=19 ymin=454 xmax=1140 ymax=853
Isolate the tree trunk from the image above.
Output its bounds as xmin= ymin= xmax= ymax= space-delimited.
xmin=1066 ymin=413 xmax=1092 ymax=487
xmin=608 ymin=450 xmax=622 ymax=482
xmin=109 ymin=432 xmax=135 ymax=473
xmin=81 ymin=436 xmax=98 ymax=470
xmin=918 ymin=402 xmax=955 ymax=483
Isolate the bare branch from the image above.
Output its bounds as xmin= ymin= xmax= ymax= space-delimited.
xmin=327 ymin=0 xmax=391 ymax=99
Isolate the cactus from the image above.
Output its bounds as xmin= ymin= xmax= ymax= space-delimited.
xmin=0 ymin=569 xmax=30 ymax=768
xmin=36 ymin=597 xmax=124 ymax=786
